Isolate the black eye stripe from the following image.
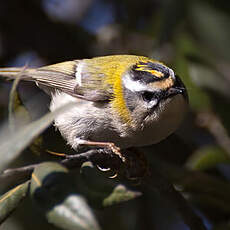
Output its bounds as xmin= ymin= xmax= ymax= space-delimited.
xmin=141 ymin=91 xmax=155 ymax=102
xmin=140 ymin=87 xmax=186 ymax=103
xmin=140 ymin=90 xmax=164 ymax=102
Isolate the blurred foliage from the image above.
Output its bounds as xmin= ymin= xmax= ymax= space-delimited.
xmin=30 ymin=162 xmax=100 ymax=230
xmin=1 ymin=0 xmax=230 ymax=230
xmin=0 ymin=181 xmax=29 ymax=224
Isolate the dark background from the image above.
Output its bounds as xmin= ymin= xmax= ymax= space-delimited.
xmin=1 ymin=0 xmax=230 ymax=229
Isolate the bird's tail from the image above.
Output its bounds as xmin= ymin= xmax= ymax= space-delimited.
xmin=0 ymin=67 xmax=34 ymax=81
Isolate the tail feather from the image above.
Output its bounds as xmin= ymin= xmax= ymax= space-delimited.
xmin=0 ymin=67 xmax=33 ymax=80
xmin=0 ymin=63 xmax=78 ymax=97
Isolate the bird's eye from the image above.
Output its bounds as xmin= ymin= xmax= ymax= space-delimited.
xmin=141 ymin=91 xmax=155 ymax=102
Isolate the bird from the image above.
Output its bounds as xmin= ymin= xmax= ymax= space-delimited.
xmin=0 ymin=55 xmax=188 ymax=159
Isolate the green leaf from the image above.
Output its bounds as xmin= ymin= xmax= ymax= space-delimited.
xmin=78 ymin=162 xmax=141 ymax=208
xmin=0 ymin=102 xmax=75 ymax=171
xmin=7 ymin=68 xmax=37 ymax=135
xmin=0 ymin=181 xmax=29 ymax=224
xmin=76 ymin=162 xmax=121 ymax=208
xmin=9 ymin=89 xmax=44 ymax=155
xmin=79 ymin=162 xmax=118 ymax=192
xmin=188 ymin=62 xmax=230 ymax=99
xmin=189 ymin=1 xmax=230 ymax=61
xmin=8 ymin=91 xmax=31 ymax=130
xmin=30 ymin=162 xmax=100 ymax=230
xmin=186 ymin=145 xmax=230 ymax=171
xmin=103 ymin=184 xmax=141 ymax=207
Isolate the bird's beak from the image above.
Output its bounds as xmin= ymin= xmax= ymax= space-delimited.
xmin=165 ymin=86 xmax=188 ymax=102
xmin=169 ymin=75 xmax=189 ymax=102
xmin=167 ymin=87 xmax=184 ymax=96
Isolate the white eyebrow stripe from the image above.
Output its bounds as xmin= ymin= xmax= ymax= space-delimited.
xmin=122 ymin=73 xmax=160 ymax=92
xmin=168 ymin=68 xmax=175 ymax=80
xmin=122 ymin=74 xmax=146 ymax=92
xmin=75 ymin=61 xmax=84 ymax=86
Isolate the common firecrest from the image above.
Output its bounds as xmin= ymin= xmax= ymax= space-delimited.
xmin=0 ymin=55 xmax=188 ymax=153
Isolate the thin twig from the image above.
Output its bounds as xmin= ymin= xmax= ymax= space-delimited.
xmin=0 ymin=148 xmax=121 ymax=183
xmin=1 ymin=164 xmax=37 ymax=180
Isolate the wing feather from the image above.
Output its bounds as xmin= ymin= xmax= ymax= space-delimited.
xmin=29 ymin=60 xmax=113 ymax=102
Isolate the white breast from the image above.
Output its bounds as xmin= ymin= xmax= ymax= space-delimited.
xmin=131 ymin=94 xmax=187 ymax=147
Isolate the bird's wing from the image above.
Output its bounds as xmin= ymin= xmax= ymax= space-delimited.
xmin=0 ymin=60 xmax=113 ymax=102
xmin=35 ymin=59 xmax=115 ymax=102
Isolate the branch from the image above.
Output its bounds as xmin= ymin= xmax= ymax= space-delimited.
xmin=0 ymin=148 xmax=122 ymax=185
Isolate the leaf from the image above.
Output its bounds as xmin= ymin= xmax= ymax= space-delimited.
xmin=103 ymin=184 xmax=141 ymax=207
xmin=9 ymin=86 xmax=44 ymax=156
xmin=0 ymin=181 xmax=29 ymax=224
xmin=7 ymin=68 xmax=40 ymax=135
xmin=9 ymin=91 xmax=31 ymax=130
xmin=188 ymin=62 xmax=230 ymax=99
xmin=47 ymin=194 xmax=100 ymax=230
xmin=189 ymin=1 xmax=230 ymax=61
xmin=30 ymin=162 xmax=100 ymax=230
xmin=186 ymin=145 xmax=230 ymax=171
xmin=79 ymin=161 xmax=118 ymax=192
xmin=78 ymin=162 xmax=141 ymax=208
xmin=0 ymin=101 xmax=75 ymax=171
